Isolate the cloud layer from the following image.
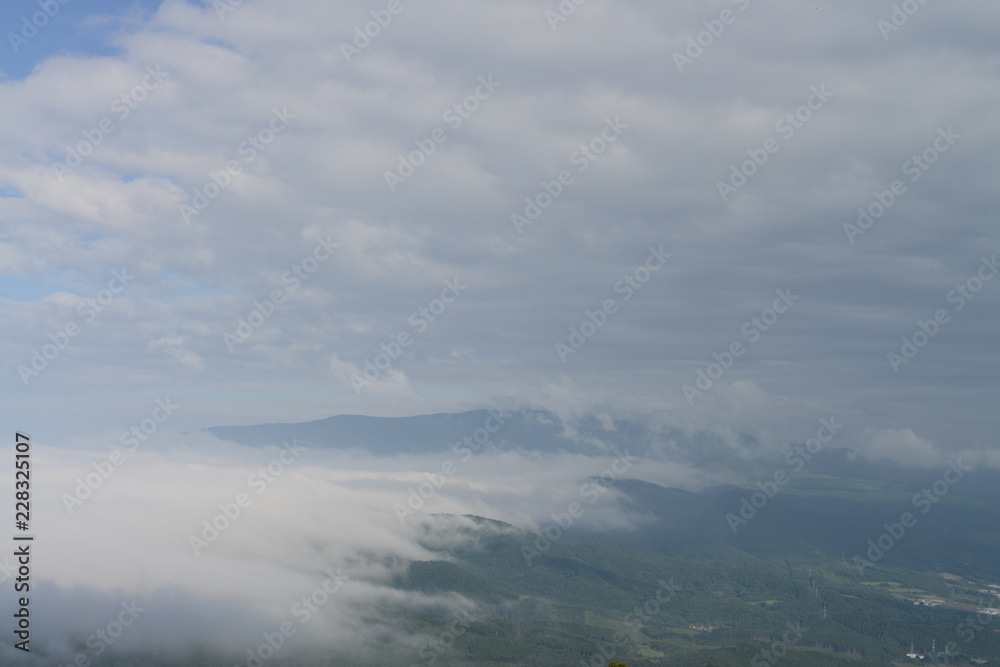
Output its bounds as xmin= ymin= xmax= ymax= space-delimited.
xmin=4 ymin=423 xmax=708 ymax=664
xmin=0 ymin=0 xmax=998 ymax=454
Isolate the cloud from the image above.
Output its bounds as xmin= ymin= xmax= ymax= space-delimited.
xmin=2 ymin=0 xmax=1000 ymax=658
xmin=857 ymin=427 xmax=942 ymax=467
xmin=150 ymin=335 xmax=206 ymax=370
xmin=8 ymin=420 xmax=714 ymax=663
xmin=0 ymin=0 xmax=997 ymax=452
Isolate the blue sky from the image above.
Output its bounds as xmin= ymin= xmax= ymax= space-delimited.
xmin=0 ymin=0 xmax=163 ymax=80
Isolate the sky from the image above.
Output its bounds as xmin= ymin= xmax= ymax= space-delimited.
xmin=1 ymin=0 xmax=999 ymax=454
xmin=2 ymin=0 xmax=1000 ymax=662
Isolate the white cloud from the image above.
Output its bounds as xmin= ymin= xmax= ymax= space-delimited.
xmin=857 ymin=427 xmax=942 ymax=467
xmin=1 ymin=0 xmax=998 ymax=449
